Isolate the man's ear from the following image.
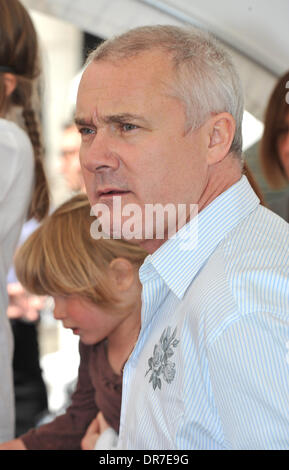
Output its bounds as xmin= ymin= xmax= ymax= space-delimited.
xmin=108 ymin=258 xmax=135 ymax=292
xmin=3 ymin=73 xmax=17 ymax=97
xmin=206 ymin=112 xmax=236 ymax=165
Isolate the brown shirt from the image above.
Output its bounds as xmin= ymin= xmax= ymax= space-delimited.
xmin=21 ymin=340 xmax=122 ymax=450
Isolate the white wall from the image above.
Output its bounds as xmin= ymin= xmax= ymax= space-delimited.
xmin=22 ymin=3 xmax=83 ymax=204
xmin=21 ymin=0 xmax=282 ymax=123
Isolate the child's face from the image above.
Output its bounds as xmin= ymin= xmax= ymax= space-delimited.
xmin=53 ymin=295 xmax=126 ymax=345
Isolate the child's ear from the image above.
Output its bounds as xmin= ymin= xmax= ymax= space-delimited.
xmin=108 ymin=258 xmax=135 ymax=292
xmin=3 ymin=73 xmax=17 ymax=97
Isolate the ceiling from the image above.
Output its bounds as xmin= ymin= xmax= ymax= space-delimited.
xmin=22 ymin=0 xmax=289 ymax=121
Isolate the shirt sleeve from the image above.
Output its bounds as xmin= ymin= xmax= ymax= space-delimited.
xmin=21 ymin=342 xmax=99 ymax=450
xmin=207 ymin=311 xmax=289 ymax=449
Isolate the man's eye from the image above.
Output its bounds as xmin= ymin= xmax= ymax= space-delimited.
xmin=79 ymin=127 xmax=95 ymax=136
xmin=121 ymin=123 xmax=138 ymax=132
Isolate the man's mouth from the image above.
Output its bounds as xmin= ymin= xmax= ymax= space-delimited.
xmin=97 ymin=188 xmax=131 ymax=199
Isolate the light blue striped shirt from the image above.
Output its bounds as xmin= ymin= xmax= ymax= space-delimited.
xmin=118 ymin=176 xmax=289 ymax=450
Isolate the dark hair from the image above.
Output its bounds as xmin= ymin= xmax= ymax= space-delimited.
xmin=260 ymin=70 xmax=289 ymax=188
xmin=0 ymin=0 xmax=49 ymax=220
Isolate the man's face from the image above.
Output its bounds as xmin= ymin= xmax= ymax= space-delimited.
xmin=76 ymin=50 xmax=209 ymax=245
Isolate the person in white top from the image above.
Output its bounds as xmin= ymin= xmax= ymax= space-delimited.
xmin=0 ymin=0 xmax=49 ymax=442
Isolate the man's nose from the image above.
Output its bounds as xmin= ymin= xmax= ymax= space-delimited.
xmin=80 ymin=129 xmax=120 ymax=174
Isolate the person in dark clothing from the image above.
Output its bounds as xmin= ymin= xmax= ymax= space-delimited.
xmin=7 ymin=218 xmax=49 ymax=437
xmin=260 ymin=70 xmax=289 ymax=222
xmin=11 ymin=319 xmax=48 ymax=436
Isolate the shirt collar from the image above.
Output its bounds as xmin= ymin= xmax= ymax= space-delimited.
xmin=139 ymin=176 xmax=260 ymax=299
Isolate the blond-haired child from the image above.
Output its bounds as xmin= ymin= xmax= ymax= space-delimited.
xmin=0 ymin=194 xmax=147 ymax=450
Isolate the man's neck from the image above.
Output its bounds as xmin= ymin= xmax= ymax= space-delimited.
xmin=141 ymin=156 xmax=242 ymax=254
xmin=198 ymin=155 xmax=242 ymax=212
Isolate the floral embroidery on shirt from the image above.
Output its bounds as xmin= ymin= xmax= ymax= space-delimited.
xmin=145 ymin=326 xmax=179 ymax=390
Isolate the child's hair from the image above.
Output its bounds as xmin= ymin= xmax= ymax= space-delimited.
xmin=0 ymin=0 xmax=49 ymax=221
xmin=14 ymin=193 xmax=148 ymax=307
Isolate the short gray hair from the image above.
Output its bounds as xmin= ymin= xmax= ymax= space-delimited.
xmin=87 ymin=25 xmax=244 ymax=156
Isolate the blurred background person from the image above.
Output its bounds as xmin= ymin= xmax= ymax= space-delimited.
xmin=6 ymin=119 xmax=84 ymax=436
xmin=57 ymin=121 xmax=85 ymax=196
xmin=0 ymin=0 xmax=50 ymax=442
xmin=7 ymin=220 xmax=49 ymax=437
xmin=260 ymin=71 xmax=289 ymax=222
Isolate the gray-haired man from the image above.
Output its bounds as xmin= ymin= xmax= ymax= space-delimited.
xmin=76 ymin=25 xmax=289 ymax=450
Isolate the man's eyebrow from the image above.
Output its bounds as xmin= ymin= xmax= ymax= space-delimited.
xmin=102 ymin=113 xmax=149 ymax=125
xmin=74 ymin=116 xmax=95 ymax=127
xmin=74 ymin=113 xmax=149 ymax=127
